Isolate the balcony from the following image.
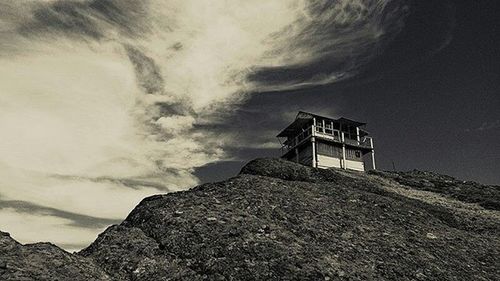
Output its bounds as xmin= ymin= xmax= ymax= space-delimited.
xmin=283 ymin=126 xmax=313 ymax=148
xmin=281 ymin=125 xmax=373 ymax=153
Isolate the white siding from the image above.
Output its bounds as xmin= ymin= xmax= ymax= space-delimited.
xmin=317 ymin=155 xmax=342 ymax=169
xmin=316 ymin=155 xmax=365 ymax=171
xmin=345 ymin=159 xmax=364 ymax=171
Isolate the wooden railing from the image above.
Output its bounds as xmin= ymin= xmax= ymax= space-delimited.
xmin=284 ymin=126 xmax=313 ymax=148
xmin=281 ymin=126 xmax=373 ymax=154
xmin=314 ymin=127 xmax=373 ymax=148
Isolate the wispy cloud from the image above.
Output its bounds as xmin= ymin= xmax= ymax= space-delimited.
xmin=0 ymin=200 xmax=120 ymax=229
xmin=465 ymin=120 xmax=500 ymax=132
xmin=0 ymin=208 xmax=106 ymax=252
xmin=0 ymin=0 xmax=410 ymax=249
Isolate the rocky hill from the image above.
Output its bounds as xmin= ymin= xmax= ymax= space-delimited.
xmin=0 ymin=231 xmax=110 ymax=280
xmin=1 ymin=158 xmax=499 ymax=280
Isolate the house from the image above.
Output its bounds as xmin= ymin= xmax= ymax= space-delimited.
xmin=277 ymin=111 xmax=376 ymax=171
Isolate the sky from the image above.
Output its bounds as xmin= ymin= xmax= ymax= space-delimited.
xmin=0 ymin=0 xmax=498 ymax=251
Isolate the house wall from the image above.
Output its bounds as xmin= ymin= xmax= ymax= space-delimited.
xmin=344 ymin=159 xmax=365 ymax=171
xmin=317 ymin=141 xmax=343 ymax=158
xmin=316 ymin=154 xmax=365 ymax=171
xmin=316 ymin=140 xmax=365 ymax=171
xmin=317 ymin=154 xmax=342 ymax=169
xmin=298 ymin=144 xmax=313 ymax=166
xmin=284 ymin=139 xmax=366 ymax=171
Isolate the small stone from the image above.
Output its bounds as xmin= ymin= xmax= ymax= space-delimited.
xmin=416 ymin=272 xmax=427 ymax=279
xmin=341 ymin=231 xmax=353 ymax=239
xmin=207 ymin=217 xmax=217 ymax=221
xmin=262 ymin=225 xmax=270 ymax=233
xmin=426 ymin=233 xmax=437 ymax=239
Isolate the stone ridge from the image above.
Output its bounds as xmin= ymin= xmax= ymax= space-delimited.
xmin=369 ymin=169 xmax=500 ymax=211
xmin=0 ymin=231 xmax=110 ymax=280
xmin=84 ymin=158 xmax=499 ymax=280
xmin=240 ymin=157 xmax=347 ymax=183
xmin=1 ymin=158 xmax=499 ymax=280
xmin=242 ymin=158 xmax=500 ymax=212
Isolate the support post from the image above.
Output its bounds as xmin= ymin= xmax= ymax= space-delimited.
xmin=312 ymin=117 xmax=317 ymax=135
xmin=356 ymin=127 xmax=360 ymax=144
xmin=295 ymin=148 xmax=299 ymax=164
xmin=370 ymin=138 xmax=376 ymax=170
xmin=341 ymin=132 xmax=347 ymax=170
xmin=311 ymin=136 xmax=317 ymax=168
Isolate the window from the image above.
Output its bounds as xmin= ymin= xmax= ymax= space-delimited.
xmin=325 ymin=122 xmax=333 ymax=134
xmin=345 ymin=149 xmax=362 ymax=160
xmin=333 ymin=130 xmax=340 ymax=140
xmin=348 ymin=126 xmax=357 ymax=140
xmin=316 ymin=119 xmax=324 ymax=128
xmin=315 ymin=119 xmax=325 ymax=133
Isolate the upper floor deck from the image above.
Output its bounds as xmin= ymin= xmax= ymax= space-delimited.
xmin=279 ymin=125 xmax=373 ymax=153
xmin=277 ymin=111 xmax=374 ymax=154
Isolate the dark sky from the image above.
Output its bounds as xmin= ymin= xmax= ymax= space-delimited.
xmin=196 ymin=0 xmax=500 ymax=185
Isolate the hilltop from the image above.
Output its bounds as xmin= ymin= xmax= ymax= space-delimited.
xmin=1 ymin=158 xmax=499 ymax=280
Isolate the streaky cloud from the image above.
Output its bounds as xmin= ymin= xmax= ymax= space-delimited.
xmin=17 ymin=0 xmax=151 ymax=40
xmin=0 ymin=200 xmax=120 ymax=229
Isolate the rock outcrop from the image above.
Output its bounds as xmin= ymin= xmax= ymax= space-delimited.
xmin=2 ymin=158 xmax=499 ymax=280
xmin=0 ymin=231 xmax=110 ymax=280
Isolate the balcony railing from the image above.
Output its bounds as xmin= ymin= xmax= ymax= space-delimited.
xmin=283 ymin=126 xmax=313 ymax=148
xmin=281 ymin=125 xmax=373 ymax=153
xmin=315 ymin=128 xmax=373 ymax=149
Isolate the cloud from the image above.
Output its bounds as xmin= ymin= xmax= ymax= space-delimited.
xmin=465 ymin=120 xmax=500 ymax=132
xmin=125 ymin=45 xmax=165 ymax=95
xmin=17 ymin=0 xmax=151 ymax=40
xmin=0 ymin=208 xmax=104 ymax=252
xmin=0 ymin=200 xmax=120 ymax=229
xmin=0 ymin=40 xmax=203 ymax=248
xmin=248 ymin=0 xmax=410 ymax=91
xmin=0 ymin=0 xmax=410 ymax=250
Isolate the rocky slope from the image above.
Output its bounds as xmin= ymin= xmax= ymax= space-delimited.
xmin=0 ymin=231 xmax=110 ymax=280
xmin=2 ymin=158 xmax=499 ymax=280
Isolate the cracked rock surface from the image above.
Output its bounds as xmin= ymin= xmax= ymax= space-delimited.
xmin=2 ymin=158 xmax=499 ymax=280
xmin=0 ymin=231 xmax=110 ymax=280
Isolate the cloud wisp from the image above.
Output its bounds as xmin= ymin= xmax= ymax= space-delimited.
xmin=0 ymin=0 xmax=410 ymax=249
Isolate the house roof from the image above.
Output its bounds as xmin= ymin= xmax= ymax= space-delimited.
xmin=277 ymin=111 xmax=367 ymax=137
